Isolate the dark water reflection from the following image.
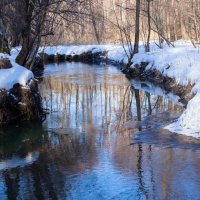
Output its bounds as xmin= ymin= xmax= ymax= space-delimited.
xmin=0 ymin=62 xmax=200 ymax=200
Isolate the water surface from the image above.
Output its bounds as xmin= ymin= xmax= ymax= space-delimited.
xmin=0 ymin=62 xmax=200 ymax=200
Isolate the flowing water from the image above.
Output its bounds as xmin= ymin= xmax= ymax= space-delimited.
xmin=0 ymin=62 xmax=200 ymax=200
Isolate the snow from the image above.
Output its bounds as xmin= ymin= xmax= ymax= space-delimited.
xmin=40 ymin=40 xmax=200 ymax=138
xmin=0 ymin=53 xmax=34 ymax=90
xmin=39 ymin=44 xmax=129 ymax=64
xmin=132 ymin=42 xmax=200 ymax=86
xmin=166 ymin=93 xmax=200 ymax=138
xmin=130 ymin=41 xmax=200 ymax=138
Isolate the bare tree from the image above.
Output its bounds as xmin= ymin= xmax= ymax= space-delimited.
xmin=145 ymin=0 xmax=153 ymax=52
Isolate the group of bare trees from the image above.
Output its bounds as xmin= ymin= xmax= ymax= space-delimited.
xmin=0 ymin=0 xmax=89 ymax=69
xmin=1 ymin=0 xmax=200 ymax=69
xmin=51 ymin=0 xmax=200 ymax=47
xmin=41 ymin=0 xmax=200 ymax=64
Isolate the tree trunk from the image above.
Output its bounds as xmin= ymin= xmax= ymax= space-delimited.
xmin=15 ymin=1 xmax=34 ymax=68
xmin=15 ymin=0 xmax=47 ymax=70
xmin=127 ymin=0 xmax=141 ymax=67
xmin=89 ymin=0 xmax=101 ymax=44
xmin=133 ymin=0 xmax=141 ymax=54
xmin=15 ymin=35 xmax=30 ymax=66
xmin=146 ymin=0 xmax=151 ymax=52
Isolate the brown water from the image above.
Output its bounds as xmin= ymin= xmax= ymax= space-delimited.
xmin=0 ymin=62 xmax=200 ymax=200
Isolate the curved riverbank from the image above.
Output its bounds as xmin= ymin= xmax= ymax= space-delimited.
xmin=41 ymin=50 xmax=193 ymax=105
xmin=38 ymin=41 xmax=200 ymax=137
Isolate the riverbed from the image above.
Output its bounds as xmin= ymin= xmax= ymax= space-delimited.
xmin=0 ymin=62 xmax=200 ymax=199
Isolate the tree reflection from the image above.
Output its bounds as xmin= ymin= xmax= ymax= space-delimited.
xmin=0 ymin=63 xmax=187 ymax=199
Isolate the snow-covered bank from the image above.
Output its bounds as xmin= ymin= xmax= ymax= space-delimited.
xmin=130 ymin=41 xmax=200 ymax=138
xmin=39 ymin=44 xmax=129 ymax=64
xmin=0 ymin=53 xmax=34 ymax=90
xmin=166 ymin=93 xmax=200 ymax=138
xmin=0 ymin=54 xmax=42 ymax=125
xmin=40 ymin=41 xmax=200 ymax=138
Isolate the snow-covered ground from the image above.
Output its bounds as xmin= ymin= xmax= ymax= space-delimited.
xmin=130 ymin=41 xmax=200 ymax=138
xmin=39 ymin=41 xmax=166 ymax=64
xmin=0 ymin=53 xmax=34 ymax=90
xmin=39 ymin=44 xmax=129 ymax=63
xmin=40 ymin=41 xmax=200 ymax=138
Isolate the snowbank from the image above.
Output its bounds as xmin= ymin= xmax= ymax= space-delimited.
xmin=130 ymin=41 xmax=200 ymax=138
xmin=39 ymin=44 xmax=129 ymax=64
xmin=39 ymin=41 xmax=164 ymax=64
xmin=166 ymin=93 xmax=200 ymax=138
xmin=0 ymin=54 xmax=34 ymax=90
xmin=40 ymin=41 xmax=200 ymax=138
xmin=131 ymin=41 xmax=200 ymax=86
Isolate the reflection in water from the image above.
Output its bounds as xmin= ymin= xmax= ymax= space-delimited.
xmin=0 ymin=62 xmax=200 ymax=199
xmin=40 ymin=62 xmax=182 ymax=133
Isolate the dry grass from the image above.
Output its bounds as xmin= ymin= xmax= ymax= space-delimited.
xmin=0 ymin=58 xmax=12 ymax=69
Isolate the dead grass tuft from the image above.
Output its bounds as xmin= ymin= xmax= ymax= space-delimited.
xmin=0 ymin=58 xmax=12 ymax=69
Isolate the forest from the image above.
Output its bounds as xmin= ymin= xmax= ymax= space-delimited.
xmin=1 ymin=0 xmax=200 ymax=68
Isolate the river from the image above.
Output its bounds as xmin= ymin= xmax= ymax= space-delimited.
xmin=0 ymin=62 xmax=200 ymax=200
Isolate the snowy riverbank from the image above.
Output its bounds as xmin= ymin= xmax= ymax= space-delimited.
xmin=0 ymin=53 xmax=34 ymax=90
xmin=0 ymin=54 xmax=42 ymax=125
xmin=39 ymin=41 xmax=200 ymax=138
xmin=131 ymin=41 xmax=200 ymax=138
